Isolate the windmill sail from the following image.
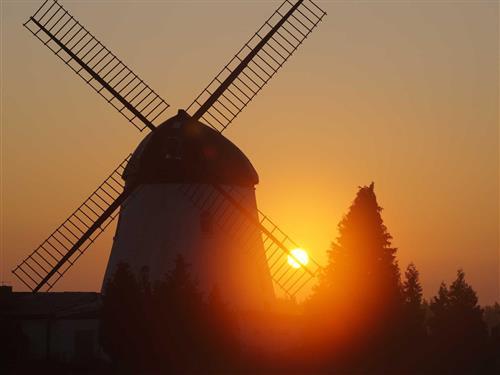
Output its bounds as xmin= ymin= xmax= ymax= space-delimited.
xmin=12 ymin=156 xmax=135 ymax=292
xmin=15 ymin=0 xmax=325 ymax=296
xmin=180 ymin=183 xmax=321 ymax=297
xmin=185 ymin=0 xmax=326 ymax=295
xmin=24 ymin=0 xmax=170 ymax=131
xmin=187 ymin=0 xmax=326 ymax=132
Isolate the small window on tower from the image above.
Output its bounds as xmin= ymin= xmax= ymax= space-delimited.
xmin=200 ymin=210 xmax=213 ymax=236
xmin=164 ymin=137 xmax=181 ymax=160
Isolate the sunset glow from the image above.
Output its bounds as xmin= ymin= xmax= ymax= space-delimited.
xmin=2 ymin=0 xmax=497 ymax=305
xmin=288 ymin=248 xmax=309 ymax=269
xmin=1 ymin=0 xmax=499 ymax=373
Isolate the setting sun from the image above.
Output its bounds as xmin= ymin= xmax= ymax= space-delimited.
xmin=288 ymin=248 xmax=309 ymax=269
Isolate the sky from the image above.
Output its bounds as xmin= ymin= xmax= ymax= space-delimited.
xmin=1 ymin=0 xmax=498 ymax=304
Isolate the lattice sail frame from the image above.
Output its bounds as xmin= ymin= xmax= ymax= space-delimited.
xmin=180 ymin=184 xmax=322 ymax=297
xmin=185 ymin=0 xmax=326 ymax=296
xmin=188 ymin=0 xmax=326 ymax=133
xmin=24 ymin=0 xmax=170 ymax=131
xmin=12 ymin=156 xmax=132 ymax=291
xmin=13 ymin=0 xmax=326 ymax=297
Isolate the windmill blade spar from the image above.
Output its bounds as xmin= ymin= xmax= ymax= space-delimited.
xmin=24 ymin=0 xmax=170 ymax=132
xmin=185 ymin=0 xmax=326 ymax=295
xmin=187 ymin=0 xmax=326 ymax=132
xmin=12 ymin=156 xmax=135 ymax=292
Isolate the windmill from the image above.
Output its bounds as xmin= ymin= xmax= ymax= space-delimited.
xmin=13 ymin=0 xmax=326 ymax=308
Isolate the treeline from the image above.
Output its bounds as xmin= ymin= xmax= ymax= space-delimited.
xmin=101 ymin=257 xmax=238 ymax=373
xmin=296 ymin=183 xmax=499 ymax=373
xmin=101 ymin=183 xmax=500 ymax=373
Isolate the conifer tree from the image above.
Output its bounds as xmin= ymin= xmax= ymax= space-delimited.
xmin=206 ymin=285 xmax=240 ymax=371
xmin=403 ymin=263 xmax=423 ymax=305
xmin=483 ymin=302 xmax=500 ymax=333
xmin=305 ymin=183 xmax=402 ymax=372
xmin=402 ymin=263 xmax=425 ymax=338
xmin=429 ymin=270 xmax=488 ymax=372
xmin=399 ymin=263 xmax=427 ymax=371
xmin=100 ymin=262 xmax=144 ymax=370
xmin=311 ymin=183 xmax=402 ymax=324
xmin=100 ymin=257 xmax=241 ymax=372
xmin=152 ymin=255 xmax=205 ymax=371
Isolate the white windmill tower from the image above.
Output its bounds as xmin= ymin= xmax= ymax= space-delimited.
xmin=105 ymin=111 xmax=275 ymax=309
xmin=13 ymin=0 xmax=325 ymax=310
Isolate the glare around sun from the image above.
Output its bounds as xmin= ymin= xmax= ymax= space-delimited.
xmin=288 ymin=248 xmax=309 ymax=269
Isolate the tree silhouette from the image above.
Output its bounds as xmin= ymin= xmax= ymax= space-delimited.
xmin=429 ymin=270 xmax=489 ymax=373
xmin=100 ymin=262 xmax=145 ymax=371
xmin=484 ymin=303 xmax=500 ymax=371
xmin=483 ymin=302 xmax=500 ymax=334
xmin=152 ymin=254 xmax=208 ymax=372
xmin=400 ymin=263 xmax=427 ymax=371
xmin=311 ymin=183 xmax=401 ymax=318
xmin=97 ymin=183 xmax=498 ymax=374
xmin=402 ymin=263 xmax=425 ymax=336
xmin=205 ymin=285 xmax=240 ymax=371
xmin=306 ymin=183 xmax=402 ymax=370
xmin=100 ymin=256 xmax=240 ymax=372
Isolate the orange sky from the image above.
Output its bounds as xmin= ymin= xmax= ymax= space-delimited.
xmin=1 ymin=0 xmax=498 ymax=304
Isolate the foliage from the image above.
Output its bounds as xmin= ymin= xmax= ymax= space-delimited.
xmin=100 ymin=262 xmax=145 ymax=371
xmin=98 ymin=184 xmax=500 ymax=374
xmin=484 ymin=302 xmax=500 ymax=332
xmin=402 ymin=263 xmax=426 ymax=338
xmin=303 ymin=183 xmax=403 ymax=371
xmin=428 ymin=270 xmax=490 ymax=373
xmin=100 ymin=255 xmax=239 ymax=373
xmin=315 ymin=183 xmax=401 ymax=313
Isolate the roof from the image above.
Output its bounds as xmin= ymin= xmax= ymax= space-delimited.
xmin=124 ymin=110 xmax=259 ymax=187
xmin=0 ymin=292 xmax=101 ymax=319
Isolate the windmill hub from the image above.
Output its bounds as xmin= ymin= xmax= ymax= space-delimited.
xmin=124 ymin=110 xmax=258 ymax=187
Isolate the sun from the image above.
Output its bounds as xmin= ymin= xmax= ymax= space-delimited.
xmin=288 ymin=248 xmax=309 ymax=269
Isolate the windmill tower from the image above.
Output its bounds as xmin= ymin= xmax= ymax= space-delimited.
xmin=13 ymin=0 xmax=326 ymax=309
xmin=105 ymin=111 xmax=275 ymax=309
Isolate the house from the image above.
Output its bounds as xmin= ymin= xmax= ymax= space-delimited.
xmin=0 ymin=286 xmax=105 ymax=366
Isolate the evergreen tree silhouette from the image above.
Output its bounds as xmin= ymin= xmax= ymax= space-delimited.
xmin=152 ymin=254 xmax=205 ymax=372
xmin=484 ymin=303 xmax=500 ymax=371
xmin=307 ymin=183 xmax=402 ymax=370
xmin=400 ymin=263 xmax=427 ymax=371
xmin=483 ymin=302 xmax=500 ymax=334
xmin=100 ymin=262 xmax=145 ymax=371
xmin=137 ymin=266 xmax=155 ymax=369
xmin=152 ymin=254 xmax=241 ymax=372
xmin=205 ymin=285 xmax=240 ymax=371
xmin=100 ymin=256 xmax=241 ymax=372
xmin=402 ymin=263 xmax=426 ymax=336
xmin=429 ymin=270 xmax=488 ymax=373
xmin=311 ymin=183 xmax=401 ymax=318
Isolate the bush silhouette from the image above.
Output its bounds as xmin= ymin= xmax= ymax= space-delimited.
xmin=428 ymin=270 xmax=489 ymax=373
xmin=97 ymin=185 xmax=499 ymax=374
xmin=100 ymin=255 xmax=240 ymax=373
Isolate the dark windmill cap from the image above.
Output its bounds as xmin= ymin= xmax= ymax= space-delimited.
xmin=124 ymin=110 xmax=259 ymax=187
